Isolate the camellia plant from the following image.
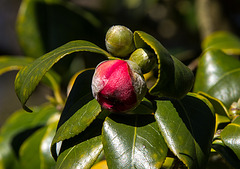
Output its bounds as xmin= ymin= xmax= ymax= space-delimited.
xmin=1 ymin=24 xmax=240 ymax=169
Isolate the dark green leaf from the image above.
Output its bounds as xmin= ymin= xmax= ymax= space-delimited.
xmin=51 ymin=69 xmax=103 ymax=160
xmin=102 ymin=114 xmax=168 ymax=169
xmin=202 ymin=31 xmax=240 ymax=55
xmin=194 ymin=49 xmax=240 ymax=108
xmin=130 ymin=98 xmax=154 ymax=115
xmin=154 ymin=93 xmax=215 ymax=169
xmin=212 ymin=138 xmax=240 ymax=168
xmin=15 ymin=40 xmax=111 ymax=112
xmin=198 ymin=92 xmax=230 ymax=128
xmin=56 ymin=136 xmax=103 ymax=169
xmin=56 ymin=69 xmax=95 ymax=129
xmin=221 ymin=116 xmax=240 ymax=160
xmin=52 ymin=69 xmax=101 ymax=146
xmin=134 ymin=31 xmax=194 ymax=98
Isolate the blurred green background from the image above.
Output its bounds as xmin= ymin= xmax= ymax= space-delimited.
xmin=0 ymin=0 xmax=240 ymax=127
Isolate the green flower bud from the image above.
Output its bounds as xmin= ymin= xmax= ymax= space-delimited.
xmin=129 ymin=48 xmax=156 ymax=74
xmin=228 ymin=98 xmax=240 ymax=120
xmin=105 ymin=25 xmax=135 ymax=58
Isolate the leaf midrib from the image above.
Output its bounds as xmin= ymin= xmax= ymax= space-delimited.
xmin=18 ymin=41 xmax=110 ymax=104
xmin=131 ymin=116 xmax=138 ymax=168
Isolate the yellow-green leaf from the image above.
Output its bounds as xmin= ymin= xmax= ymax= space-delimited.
xmin=14 ymin=40 xmax=112 ymax=112
xmin=0 ymin=56 xmax=32 ymax=75
xmin=202 ymin=31 xmax=240 ymax=55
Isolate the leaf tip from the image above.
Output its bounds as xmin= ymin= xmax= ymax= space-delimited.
xmin=23 ymin=104 xmax=33 ymax=112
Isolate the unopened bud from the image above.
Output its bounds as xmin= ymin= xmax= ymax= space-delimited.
xmin=105 ymin=25 xmax=135 ymax=58
xmin=91 ymin=60 xmax=147 ymax=112
xmin=228 ymin=98 xmax=240 ymax=120
xmin=129 ymin=48 xmax=156 ymax=74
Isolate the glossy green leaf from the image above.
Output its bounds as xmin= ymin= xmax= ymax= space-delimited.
xmin=154 ymin=93 xmax=215 ymax=169
xmin=55 ymin=118 xmax=103 ymax=168
xmin=0 ymin=56 xmax=33 ymax=75
xmin=56 ymin=136 xmax=103 ymax=169
xmin=19 ymin=114 xmax=59 ymax=169
xmin=221 ymin=116 xmax=240 ymax=160
xmin=102 ymin=114 xmax=168 ymax=169
xmin=202 ymin=31 xmax=240 ymax=55
xmin=15 ymin=40 xmax=112 ymax=112
xmin=134 ymin=31 xmax=194 ymax=98
xmin=52 ymin=99 xmax=101 ymax=146
xmin=198 ymin=92 xmax=230 ymax=128
xmin=0 ymin=104 xmax=58 ymax=169
xmin=212 ymin=138 xmax=240 ymax=168
xmin=194 ymin=49 xmax=240 ymax=108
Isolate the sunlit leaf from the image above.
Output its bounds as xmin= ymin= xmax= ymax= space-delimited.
xmin=102 ymin=114 xmax=168 ymax=169
xmin=52 ymin=99 xmax=101 ymax=146
xmin=134 ymin=31 xmax=194 ymax=98
xmin=91 ymin=160 xmax=108 ymax=169
xmin=202 ymin=31 xmax=240 ymax=55
xmin=56 ymin=136 xmax=103 ymax=169
xmin=221 ymin=116 xmax=240 ymax=160
xmin=55 ymin=119 xmax=104 ymax=168
xmin=194 ymin=49 xmax=240 ymax=108
xmin=15 ymin=40 xmax=112 ymax=112
xmin=154 ymin=93 xmax=215 ymax=169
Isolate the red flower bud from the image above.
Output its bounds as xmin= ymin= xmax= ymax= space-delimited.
xmin=92 ymin=60 xmax=147 ymax=112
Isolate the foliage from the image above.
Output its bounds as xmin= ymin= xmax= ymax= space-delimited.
xmin=0 ymin=0 xmax=240 ymax=169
